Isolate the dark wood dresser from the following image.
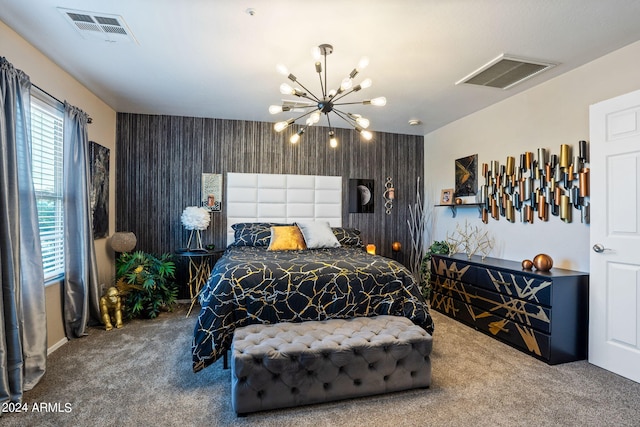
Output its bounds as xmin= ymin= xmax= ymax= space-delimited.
xmin=430 ymin=253 xmax=589 ymax=364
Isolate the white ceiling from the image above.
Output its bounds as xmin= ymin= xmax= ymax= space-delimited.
xmin=2 ymin=0 xmax=640 ymax=136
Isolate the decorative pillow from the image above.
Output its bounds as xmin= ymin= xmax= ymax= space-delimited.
xmin=297 ymin=222 xmax=341 ymax=249
xmin=267 ymin=226 xmax=307 ymax=251
xmin=332 ymin=227 xmax=363 ymax=247
xmin=231 ymin=222 xmax=286 ymax=247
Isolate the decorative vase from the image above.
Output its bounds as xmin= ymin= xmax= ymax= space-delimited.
xmin=533 ymin=254 xmax=553 ymax=272
xmin=110 ymin=231 xmax=137 ymax=253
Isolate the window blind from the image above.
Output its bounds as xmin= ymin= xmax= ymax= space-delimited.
xmin=31 ymin=94 xmax=65 ymax=281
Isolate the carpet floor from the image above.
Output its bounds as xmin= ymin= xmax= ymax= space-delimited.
xmin=3 ymin=303 xmax=640 ymax=426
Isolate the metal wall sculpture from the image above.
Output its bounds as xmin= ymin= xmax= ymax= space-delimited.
xmin=479 ymin=140 xmax=589 ymax=224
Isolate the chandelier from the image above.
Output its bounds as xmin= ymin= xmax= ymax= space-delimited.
xmin=270 ymin=43 xmax=386 ymax=148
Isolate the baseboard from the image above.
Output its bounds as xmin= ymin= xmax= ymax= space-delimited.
xmin=47 ymin=337 xmax=68 ymax=355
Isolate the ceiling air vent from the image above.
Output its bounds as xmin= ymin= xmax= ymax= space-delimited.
xmin=58 ymin=8 xmax=138 ymax=44
xmin=456 ymin=54 xmax=556 ymax=90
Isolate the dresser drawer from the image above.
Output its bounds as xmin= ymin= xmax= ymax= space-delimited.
xmin=431 ymin=256 xmax=478 ymax=283
xmin=431 ymin=255 xmax=554 ymax=307
xmin=432 ymin=275 xmax=551 ymax=333
xmin=431 ymin=291 xmax=551 ymax=360
xmin=475 ymin=267 xmax=553 ymax=307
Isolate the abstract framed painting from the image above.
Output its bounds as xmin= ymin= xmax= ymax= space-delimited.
xmin=455 ymin=154 xmax=478 ymax=197
xmin=89 ymin=141 xmax=109 ymax=239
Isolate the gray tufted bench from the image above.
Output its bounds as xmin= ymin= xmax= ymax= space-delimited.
xmin=230 ymin=315 xmax=432 ymax=415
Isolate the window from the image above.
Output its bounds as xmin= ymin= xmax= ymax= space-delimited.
xmin=31 ymin=91 xmax=65 ymax=281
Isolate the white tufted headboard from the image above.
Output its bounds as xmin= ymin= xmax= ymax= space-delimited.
xmin=226 ymin=173 xmax=342 ymax=246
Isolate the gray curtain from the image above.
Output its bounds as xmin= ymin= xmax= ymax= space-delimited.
xmin=62 ymin=102 xmax=101 ymax=338
xmin=0 ymin=57 xmax=47 ymax=404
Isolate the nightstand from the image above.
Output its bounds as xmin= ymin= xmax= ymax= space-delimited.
xmin=175 ymin=249 xmax=224 ymax=316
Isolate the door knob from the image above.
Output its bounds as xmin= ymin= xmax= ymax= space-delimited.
xmin=592 ymin=243 xmax=611 ymax=253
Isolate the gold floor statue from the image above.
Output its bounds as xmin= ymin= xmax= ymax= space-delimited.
xmin=100 ymin=286 xmax=123 ymax=331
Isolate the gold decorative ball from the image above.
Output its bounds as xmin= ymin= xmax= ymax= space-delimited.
xmin=392 ymin=241 xmax=402 ymax=252
xmin=455 ymin=198 xmax=463 ymax=205
xmin=533 ymin=254 xmax=553 ymax=272
xmin=522 ymin=259 xmax=533 ymax=270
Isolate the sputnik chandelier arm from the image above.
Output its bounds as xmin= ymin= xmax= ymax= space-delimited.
xmin=269 ymin=43 xmax=386 ymax=148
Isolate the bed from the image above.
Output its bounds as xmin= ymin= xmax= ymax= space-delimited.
xmin=191 ymin=173 xmax=434 ymax=373
xmin=192 ymin=223 xmax=433 ymax=372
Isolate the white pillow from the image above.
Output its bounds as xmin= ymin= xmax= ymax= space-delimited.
xmin=296 ymin=222 xmax=341 ymax=249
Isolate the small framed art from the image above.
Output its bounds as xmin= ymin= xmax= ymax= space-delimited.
xmin=440 ymin=188 xmax=454 ymax=205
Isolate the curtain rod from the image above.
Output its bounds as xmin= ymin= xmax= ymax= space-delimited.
xmin=32 ymin=83 xmax=93 ymax=124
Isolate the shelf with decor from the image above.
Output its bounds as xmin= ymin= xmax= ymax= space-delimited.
xmin=435 ymin=203 xmax=483 ymax=218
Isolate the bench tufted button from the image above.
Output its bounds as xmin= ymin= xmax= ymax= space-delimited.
xmin=291 ymin=387 xmax=299 ymax=394
xmin=353 ymin=379 xmax=362 ymax=386
xmin=272 ymin=373 xmax=280 ymax=380
xmin=323 ymin=383 xmax=331 ymax=390
xmin=410 ymin=371 xmax=417 ymax=377
xmin=368 ymin=363 xmax=375 ymax=370
xmin=257 ymin=390 xmax=265 ymax=398
xmin=240 ymin=376 xmax=247 ymax=383
xmin=383 ymin=375 xmax=389 ymax=381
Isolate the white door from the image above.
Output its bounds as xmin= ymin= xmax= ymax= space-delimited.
xmin=589 ymin=89 xmax=640 ymax=383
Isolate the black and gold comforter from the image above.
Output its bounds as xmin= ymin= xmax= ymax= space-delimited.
xmin=192 ymin=246 xmax=434 ymax=372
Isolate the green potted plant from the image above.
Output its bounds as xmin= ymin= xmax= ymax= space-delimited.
xmin=115 ymin=251 xmax=178 ymax=319
xmin=419 ymin=240 xmax=451 ymax=301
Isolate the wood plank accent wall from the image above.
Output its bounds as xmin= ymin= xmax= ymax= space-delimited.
xmin=116 ymin=113 xmax=423 ymax=265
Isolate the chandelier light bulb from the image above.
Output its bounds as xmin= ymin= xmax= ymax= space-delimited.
xmin=305 ymin=116 xmax=314 ymax=126
xmin=276 ymin=64 xmax=289 ymax=76
xmin=269 ymin=105 xmax=283 ymax=114
xmin=358 ymin=57 xmax=369 ymax=70
xmin=370 ymin=97 xmax=387 ymax=106
xmin=290 ymin=128 xmax=304 ymax=144
xmin=280 ymin=83 xmax=294 ymax=95
xmin=311 ymin=111 xmax=321 ymax=123
xmin=340 ymin=77 xmax=353 ymax=91
xmin=329 ymin=135 xmax=338 ymax=148
xmin=356 ymin=117 xmax=370 ymax=128
xmin=274 ymin=120 xmax=290 ymax=132
xmin=328 ymin=89 xmax=337 ymax=98
xmin=360 ymin=130 xmax=373 ymax=141
xmin=360 ymin=78 xmax=372 ymax=89
xmin=312 ymin=46 xmax=322 ymax=61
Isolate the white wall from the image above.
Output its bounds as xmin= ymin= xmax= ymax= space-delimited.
xmin=424 ymin=40 xmax=640 ymax=273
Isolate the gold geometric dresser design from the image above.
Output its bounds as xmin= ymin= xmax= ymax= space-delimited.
xmin=430 ymin=254 xmax=589 ymax=364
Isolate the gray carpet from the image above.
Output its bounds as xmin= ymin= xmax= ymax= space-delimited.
xmin=4 ymin=304 xmax=640 ymax=427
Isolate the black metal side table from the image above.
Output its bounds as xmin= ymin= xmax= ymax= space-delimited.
xmin=174 ymin=249 xmax=223 ymax=316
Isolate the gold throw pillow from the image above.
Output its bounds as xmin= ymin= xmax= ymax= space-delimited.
xmin=267 ymin=226 xmax=307 ymax=251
